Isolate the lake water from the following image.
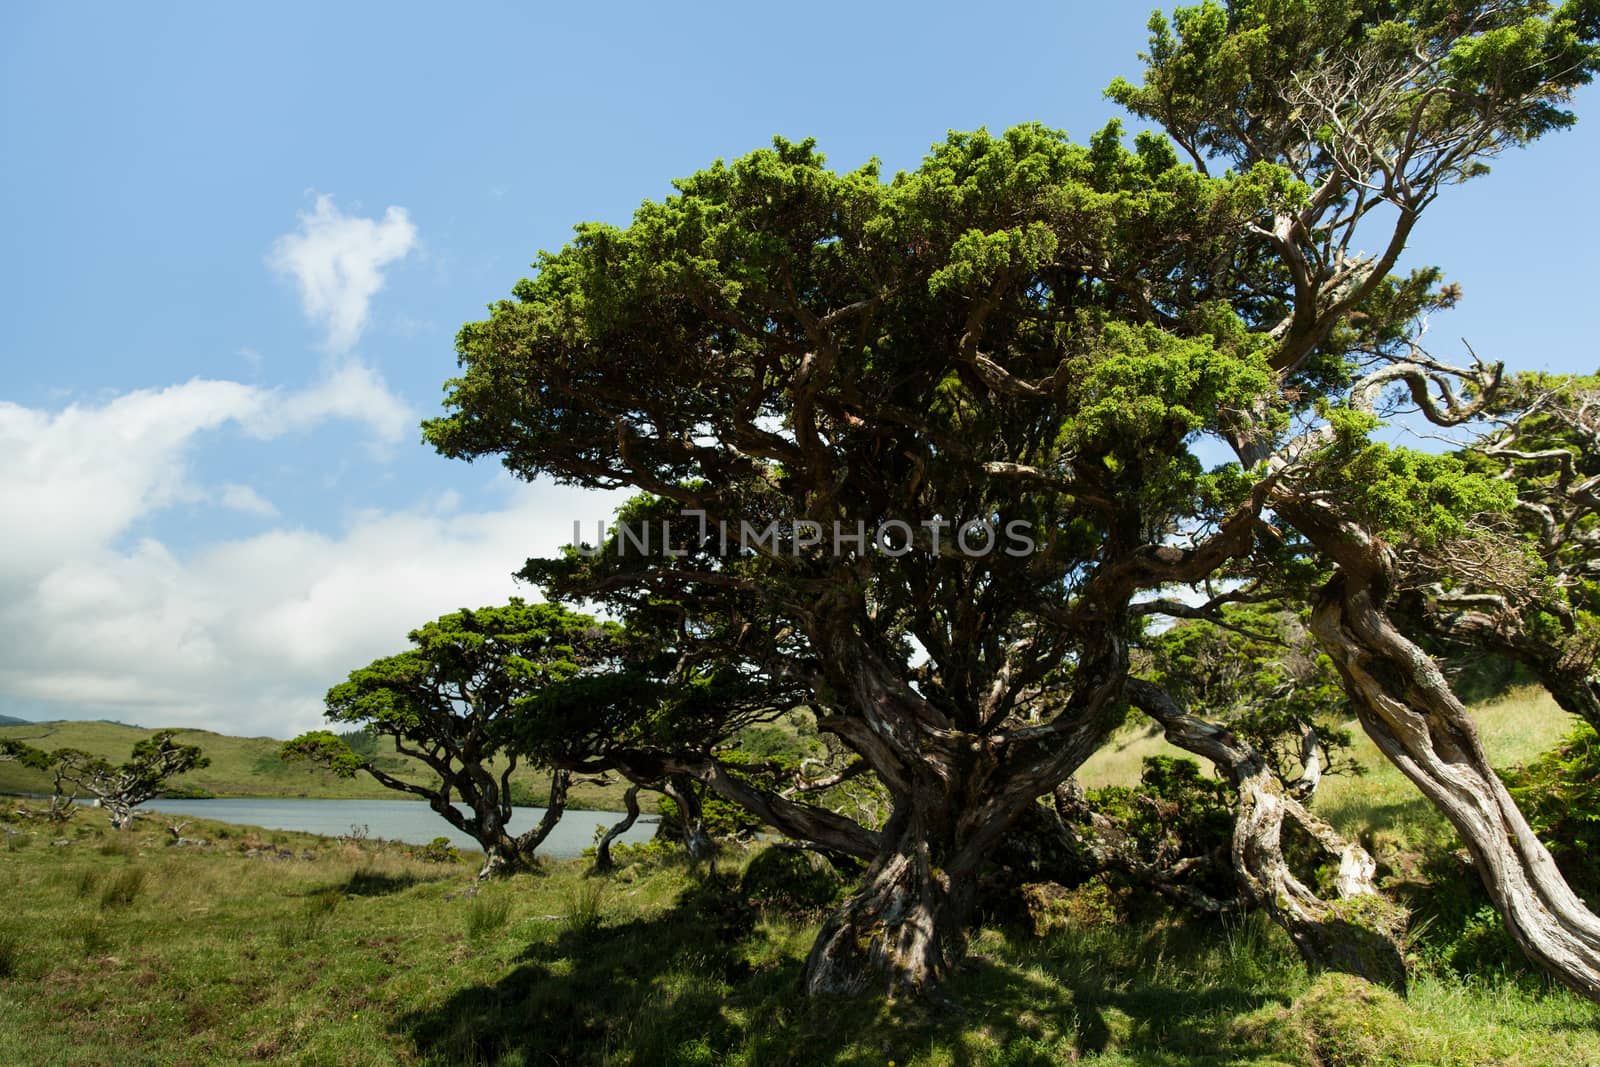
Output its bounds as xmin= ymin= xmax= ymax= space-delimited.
xmin=140 ymin=797 xmax=658 ymax=859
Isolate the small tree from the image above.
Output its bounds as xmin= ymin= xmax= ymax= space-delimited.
xmin=283 ymin=599 xmax=621 ymax=878
xmin=54 ymin=733 xmax=209 ymax=830
xmin=0 ymin=737 xmax=49 ymax=768
xmin=1 ymin=739 xmax=73 ymax=821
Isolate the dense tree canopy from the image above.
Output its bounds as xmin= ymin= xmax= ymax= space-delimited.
xmin=423 ymin=0 xmax=1600 ymax=999
xmin=283 ymin=600 xmax=621 ymax=877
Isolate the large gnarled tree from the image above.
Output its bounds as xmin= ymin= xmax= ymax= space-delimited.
xmin=425 ymin=0 xmax=1600 ymax=999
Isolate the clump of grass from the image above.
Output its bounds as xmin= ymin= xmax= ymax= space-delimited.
xmin=99 ymin=867 xmax=147 ymax=910
xmin=79 ymin=920 xmax=111 ymax=957
xmin=279 ymin=887 xmax=343 ymax=947
xmin=561 ymin=879 xmax=607 ymax=939
xmin=97 ymin=836 xmax=137 ymax=858
xmin=465 ymin=891 xmax=512 ymax=944
xmin=4 ymin=831 xmax=29 ymax=853
xmin=0 ymin=929 xmax=20 ymax=978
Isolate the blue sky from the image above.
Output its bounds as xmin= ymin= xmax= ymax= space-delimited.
xmin=2 ymin=1 xmax=1596 ymax=737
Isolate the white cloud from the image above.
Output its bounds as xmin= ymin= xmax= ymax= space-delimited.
xmin=248 ymin=360 xmax=414 ymax=444
xmin=0 ymin=369 xmax=411 ymax=585
xmin=218 ymin=483 xmax=278 ymax=518
xmin=0 ymin=379 xmax=620 ymax=739
xmin=268 ymin=194 xmax=418 ymax=353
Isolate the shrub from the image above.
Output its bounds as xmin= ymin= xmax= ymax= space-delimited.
xmin=1502 ymin=720 xmax=1600 ymax=905
xmin=739 ymin=847 xmax=844 ymax=915
xmin=411 ymin=836 xmax=462 ymax=865
xmin=1074 ymin=755 xmax=1238 ymax=909
xmin=1020 ymin=876 xmax=1124 ymax=937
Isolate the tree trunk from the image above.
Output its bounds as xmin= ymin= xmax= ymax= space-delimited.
xmin=1129 ymin=679 xmax=1409 ymax=991
xmin=593 ymin=784 xmax=642 ymax=874
xmin=512 ymin=768 xmax=570 ymax=862
xmin=663 ymin=774 xmax=716 ymax=868
xmin=1310 ymin=566 xmax=1600 ymax=1002
xmin=802 ymin=801 xmax=976 ymax=1000
xmin=475 ymin=827 xmax=521 ymax=880
xmin=105 ymin=799 xmax=134 ymax=830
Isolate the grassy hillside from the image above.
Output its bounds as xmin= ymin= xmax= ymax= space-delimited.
xmin=0 ymin=720 xmax=636 ymax=811
xmin=3 ymin=808 xmax=1598 ymax=1065
xmin=1078 ymin=685 xmax=1575 ymax=838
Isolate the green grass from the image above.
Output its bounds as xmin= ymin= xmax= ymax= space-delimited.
xmin=0 ymin=719 xmax=638 ymax=811
xmin=1 ymin=807 xmax=1598 ymax=1065
xmin=1079 ymin=685 xmax=1575 ymax=839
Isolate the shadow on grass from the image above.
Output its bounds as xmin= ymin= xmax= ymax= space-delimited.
xmin=319 ymin=867 xmax=447 ymax=898
xmin=396 ymin=878 xmax=1297 ymax=1066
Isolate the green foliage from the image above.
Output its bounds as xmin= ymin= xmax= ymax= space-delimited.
xmin=1309 ymin=408 xmax=1518 ymax=549
xmin=1502 ymin=720 xmax=1600 ymax=904
xmin=658 ymin=787 xmax=761 ymax=841
xmin=1143 ymin=606 xmax=1357 ymax=784
xmin=410 ymin=837 xmax=463 ymax=865
xmin=280 ymin=731 xmax=367 ymax=778
xmin=413 ymin=0 xmax=1600 ymax=1007
xmin=1108 ymin=0 xmax=1600 ymax=171
xmin=739 ymin=847 xmax=845 ymax=915
xmin=1081 ymin=756 xmax=1237 ymax=905
xmin=1091 ymin=756 xmax=1235 ymax=851
xmin=315 ymin=599 xmax=618 ymax=751
xmin=57 ymin=731 xmax=209 ymax=816
xmin=284 ymin=599 xmax=625 ymax=862
xmin=0 ymin=737 xmax=54 ymax=771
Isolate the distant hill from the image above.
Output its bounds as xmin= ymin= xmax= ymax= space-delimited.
xmin=0 ymin=714 xmax=29 ymax=726
xmin=0 ymin=719 xmax=631 ymax=810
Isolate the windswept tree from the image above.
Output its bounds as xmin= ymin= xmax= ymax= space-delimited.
xmin=1111 ymin=0 xmax=1600 ymax=999
xmin=1142 ymin=605 xmax=1356 ymax=798
xmin=429 ymin=121 xmax=1295 ymax=997
xmin=425 ymin=0 xmax=1600 ymax=999
xmin=1399 ymin=371 xmax=1600 ymax=725
xmin=54 ymin=733 xmax=209 ymax=830
xmin=508 ymin=558 xmax=856 ymax=869
xmin=1 ymin=739 xmax=79 ymax=822
xmin=284 ymin=600 xmax=621 ymax=878
xmin=0 ymin=737 xmax=49 ymax=768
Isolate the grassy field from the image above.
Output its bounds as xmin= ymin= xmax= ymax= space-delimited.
xmin=2 ymin=690 xmax=1595 ymax=1064
xmin=0 ymin=720 xmax=635 ymax=811
xmin=4 ymin=806 xmax=1600 ymax=1066
xmin=1078 ymin=685 xmax=1574 ymax=836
